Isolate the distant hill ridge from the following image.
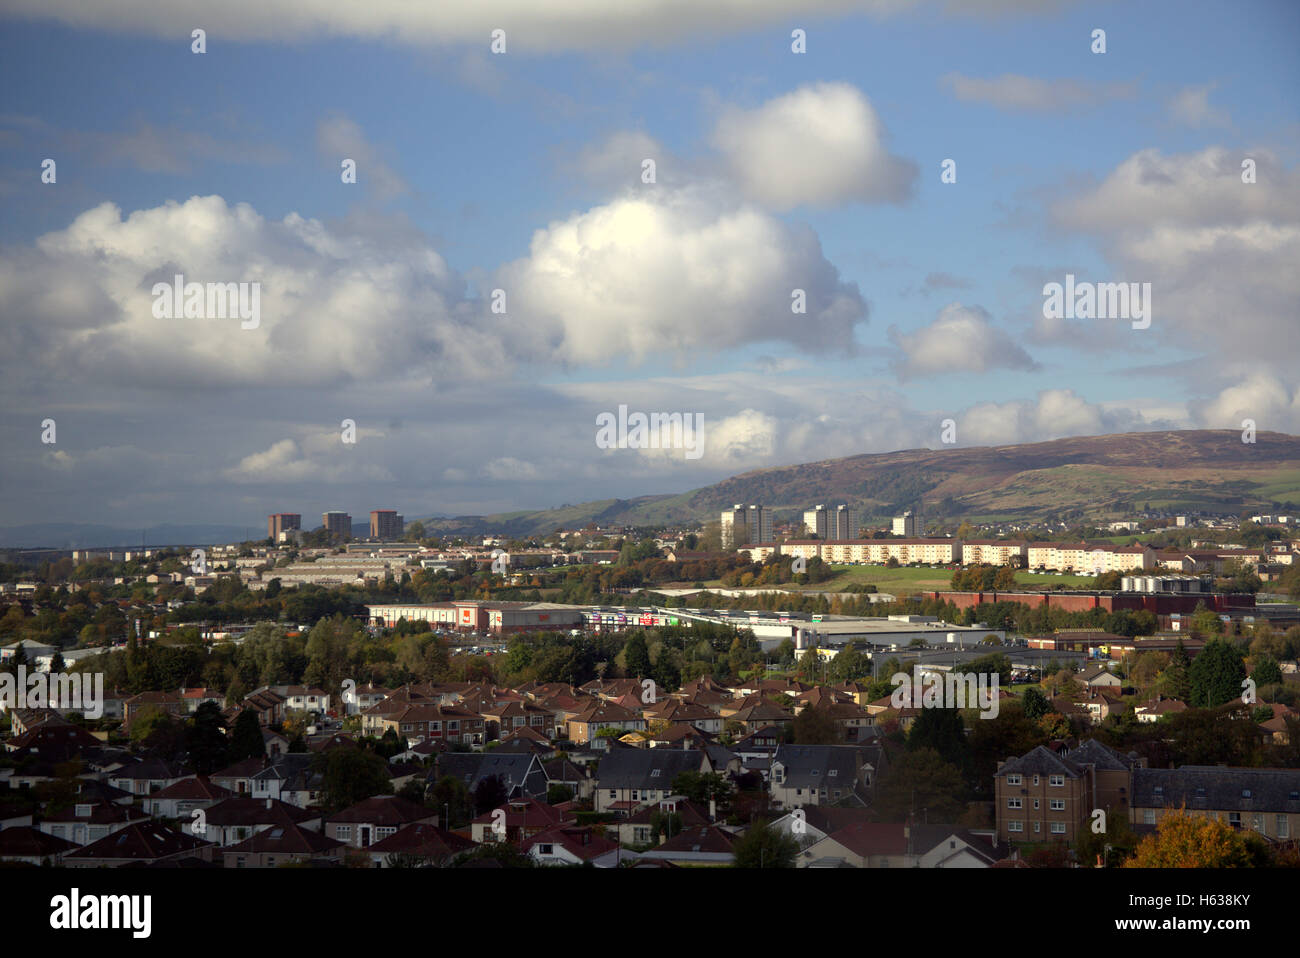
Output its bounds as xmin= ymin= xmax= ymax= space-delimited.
xmin=418 ymin=429 xmax=1300 ymax=535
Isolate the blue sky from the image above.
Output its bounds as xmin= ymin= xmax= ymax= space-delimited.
xmin=1 ymin=0 xmax=1297 ymax=531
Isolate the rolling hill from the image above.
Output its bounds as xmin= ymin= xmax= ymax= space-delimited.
xmin=418 ymin=430 xmax=1300 ymax=537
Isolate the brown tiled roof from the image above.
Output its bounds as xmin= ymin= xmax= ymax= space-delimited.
xmin=64 ymin=822 xmax=212 ymax=862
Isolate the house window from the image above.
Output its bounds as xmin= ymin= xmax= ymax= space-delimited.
xmin=1033 ymin=822 xmax=1040 ymax=833
xmin=1143 ymin=809 xmax=1155 ymax=825
xmin=1278 ymin=816 xmax=1290 ymax=839
xmin=1050 ymin=823 xmax=1066 ymax=834
xmin=608 ymin=790 xmax=617 ymax=799
xmin=537 ymin=844 xmax=554 ymax=856
xmin=1033 ymin=800 xmax=1040 ymax=810
xmin=1229 ymin=812 xmax=1241 ymax=828
xmin=1006 ymin=774 xmax=1021 ymax=786
xmin=1050 ymin=799 xmax=1065 ymax=811
xmin=1032 ymin=775 xmax=1039 ymax=786
xmin=1007 ymin=798 xmax=1022 ymax=809
xmin=1008 ymin=821 xmax=1023 ymax=833
xmin=337 ymin=825 xmax=351 ymax=840
xmin=1049 ymin=775 xmax=1064 ymax=787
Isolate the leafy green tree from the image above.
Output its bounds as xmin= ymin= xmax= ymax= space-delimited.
xmin=473 ymin=774 xmax=510 ymax=815
xmin=430 ymin=775 xmax=473 ymax=829
xmin=314 ymin=747 xmax=391 ymax=812
xmin=546 ymin=783 xmax=574 ymax=805
xmin=907 ymin=706 xmax=967 ymax=771
xmin=623 ymin=633 xmax=652 ymax=679
xmin=671 ymin=771 xmax=734 ymax=809
xmin=732 ymin=819 xmax=799 ymax=868
xmin=185 ymin=701 xmax=229 ymax=774
xmin=1163 ymin=639 xmax=1192 ymax=701
xmin=1021 ymin=686 xmax=1051 ymax=721
xmin=1189 ymin=638 xmax=1246 ymax=708
xmin=873 ymin=748 xmax=966 ymax=822
xmin=1251 ymin=656 xmax=1282 ymax=689
xmin=227 ymin=708 xmax=266 ymax=762
xmin=793 ymin=705 xmax=843 ymax=745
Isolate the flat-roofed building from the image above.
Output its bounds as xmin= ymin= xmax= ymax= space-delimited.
xmin=267 ymin=513 xmax=301 ymax=540
xmin=369 ymin=510 xmax=403 ymax=540
xmin=322 ymin=511 xmax=352 ymax=537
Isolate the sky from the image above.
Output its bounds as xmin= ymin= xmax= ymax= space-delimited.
xmin=0 ymin=0 xmax=1297 ymax=530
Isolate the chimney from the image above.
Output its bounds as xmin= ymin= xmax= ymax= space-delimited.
xmin=708 ymin=797 xmax=716 ymax=822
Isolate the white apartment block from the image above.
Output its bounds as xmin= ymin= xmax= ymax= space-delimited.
xmin=962 ymin=541 xmax=1029 ymax=566
xmin=1026 ymin=543 xmax=1155 ymax=573
xmin=803 ymin=506 xmax=831 ymax=539
xmin=722 ymin=504 xmax=773 ymax=549
xmin=786 ymin=539 xmax=961 ymax=565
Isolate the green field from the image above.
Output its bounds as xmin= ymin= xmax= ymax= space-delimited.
xmin=705 ymin=565 xmax=1097 ymax=596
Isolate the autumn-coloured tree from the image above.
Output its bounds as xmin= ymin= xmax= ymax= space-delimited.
xmin=1123 ymin=808 xmax=1262 ymax=868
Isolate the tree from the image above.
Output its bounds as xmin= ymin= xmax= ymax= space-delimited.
xmin=671 ymin=771 xmax=734 ymax=809
xmin=228 ymin=709 xmax=266 ymax=762
xmin=1189 ymin=638 xmax=1246 ymax=708
xmin=873 ymin=748 xmax=966 ymax=822
xmin=1021 ymin=687 xmax=1051 ymax=721
xmin=732 ymin=819 xmax=799 ymax=868
xmin=906 ymin=707 xmax=967 ymax=771
xmin=185 ymin=701 xmax=229 ymax=774
xmin=547 ymin=783 xmax=574 ymax=805
xmin=430 ymin=775 xmax=473 ymax=829
xmin=1162 ymin=639 xmax=1192 ymax=702
xmin=314 ymin=747 xmax=391 ymax=812
xmin=1250 ymin=656 xmax=1282 ymax=689
xmin=473 ymin=774 xmax=510 ymax=816
xmin=792 ymin=705 xmax=843 ymax=745
xmin=623 ymin=633 xmax=652 ymax=679
xmin=1124 ymin=808 xmax=1266 ymax=868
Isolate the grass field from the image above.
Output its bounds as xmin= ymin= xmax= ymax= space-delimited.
xmin=705 ymin=565 xmax=1098 ymax=596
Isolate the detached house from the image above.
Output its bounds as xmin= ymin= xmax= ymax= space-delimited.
xmin=325 ymin=795 xmax=438 ymax=849
xmin=567 ymin=701 xmax=647 ymax=747
xmin=592 ymin=748 xmax=714 ymax=815
xmin=769 ymin=745 xmax=876 ymax=809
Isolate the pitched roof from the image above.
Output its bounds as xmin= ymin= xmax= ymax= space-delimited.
xmin=822 ymin=822 xmax=907 ymax=857
xmin=327 ymin=795 xmax=433 ymax=826
xmin=146 ymin=775 xmax=234 ymax=802
xmin=1064 ymin=738 xmax=1139 ymax=772
xmin=994 ymin=745 xmax=1085 ymax=779
xmin=0 ymin=825 xmax=79 ymax=858
xmin=223 ymin=821 xmax=343 ymax=855
xmin=592 ymin=748 xmax=707 ymax=790
xmin=1132 ymin=767 xmax=1300 ymax=813
xmin=366 ymin=822 xmax=475 ymax=858
xmin=202 ymin=796 xmax=315 ymax=827
xmin=64 ymin=822 xmax=213 ymax=862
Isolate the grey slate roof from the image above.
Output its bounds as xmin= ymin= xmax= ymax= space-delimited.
xmin=1064 ymin=738 xmax=1139 ymax=772
xmin=1132 ymin=767 xmax=1300 ymax=813
xmin=433 ymin=752 xmax=548 ymax=799
xmin=770 ymin=745 xmax=862 ymax=789
xmin=592 ymin=749 xmax=709 ymax=791
xmin=993 ymin=745 xmax=1085 ymax=779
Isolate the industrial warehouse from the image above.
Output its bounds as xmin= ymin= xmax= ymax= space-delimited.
xmin=364 ymin=600 xmax=1004 ymax=652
